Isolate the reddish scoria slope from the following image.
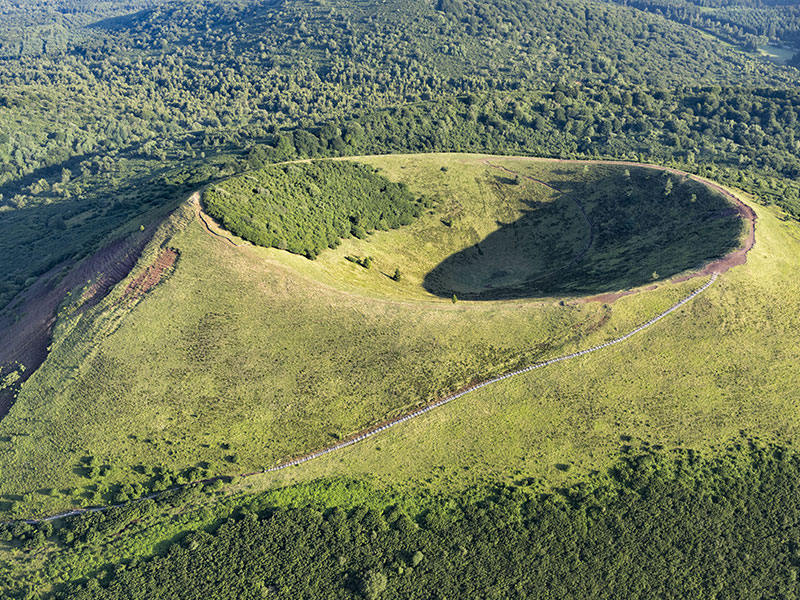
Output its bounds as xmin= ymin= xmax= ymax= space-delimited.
xmin=0 ymin=225 xmax=157 ymax=417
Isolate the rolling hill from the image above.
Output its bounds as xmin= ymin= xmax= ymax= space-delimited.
xmin=0 ymin=153 xmax=761 ymax=516
xmin=2 ymin=0 xmax=800 ymax=597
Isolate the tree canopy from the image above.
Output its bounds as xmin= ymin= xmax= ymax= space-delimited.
xmin=203 ymin=161 xmax=427 ymax=259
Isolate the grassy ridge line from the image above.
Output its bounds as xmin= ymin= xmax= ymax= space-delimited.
xmin=12 ymin=275 xmax=716 ymax=524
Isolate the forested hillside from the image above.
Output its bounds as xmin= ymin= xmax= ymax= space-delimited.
xmin=21 ymin=444 xmax=800 ymax=600
xmin=0 ymin=0 xmax=157 ymax=57
xmin=605 ymin=0 xmax=800 ymax=52
xmin=1 ymin=0 xmax=798 ymax=308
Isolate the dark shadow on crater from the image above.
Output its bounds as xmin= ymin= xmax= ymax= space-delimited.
xmin=423 ymin=171 xmax=744 ymax=301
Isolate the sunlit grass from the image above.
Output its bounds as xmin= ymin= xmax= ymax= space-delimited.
xmin=0 ymin=154 xmax=775 ymax=518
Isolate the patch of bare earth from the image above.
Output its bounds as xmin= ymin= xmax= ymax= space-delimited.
xmin=0 ymin=224 xmax=158 ymax=417
xmin=120 ymin=248 xmax=179 ymax=302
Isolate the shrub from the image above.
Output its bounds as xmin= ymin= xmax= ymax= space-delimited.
xmin=359 ymin=569 xmax=388 ymax=599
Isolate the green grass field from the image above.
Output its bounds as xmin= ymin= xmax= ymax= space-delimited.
xmin=242 ymin=179 xmax=800 ymax=500
xmin=0 ymin=154 xmax=776 ymax=519
xmin=757 ymin=44 xmax=797 ymax=65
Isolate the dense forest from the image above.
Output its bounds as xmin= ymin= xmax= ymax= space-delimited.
xmin=256 ymin=86 xmax=800 ymax=212
xmin=606 ymin=0 xmax=800 ymax=50
xmin=3 ymin=0 xmax=789 ymax=189
xmin=24 ymin=444 xmax=798 ymax=600
xmin=203 ymin=161 xmax=427 ymax=258
xmin=1 ymin=0 xmax=800 ymax=309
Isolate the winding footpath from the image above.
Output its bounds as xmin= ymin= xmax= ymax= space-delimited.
xmin=12 ymin=157 xmax=754 ymax=524
xmin=19 ymin=272 xmax=717 ymax=523
xmin=194 ymin=193 xmax=248 ymax=247
xmin=262 ymin=273 xmax=717 ymax=473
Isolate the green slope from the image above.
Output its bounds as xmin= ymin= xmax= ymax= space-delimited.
xmin=0 ymin=154 xmax=757 ymax=518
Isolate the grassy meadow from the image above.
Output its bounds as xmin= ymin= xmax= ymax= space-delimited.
xmin=244 ymin=182 xmax=800 ymax=500
xmin=0 ymin=154 xmax=776 ymax=519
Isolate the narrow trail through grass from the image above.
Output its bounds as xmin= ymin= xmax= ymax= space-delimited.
xmin=257 ymin=273 xmax=717 ymax=473
xmin=16 ymin=272 xmax=717 ymax=524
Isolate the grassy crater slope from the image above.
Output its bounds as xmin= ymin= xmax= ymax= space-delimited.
xmin=0 ymin=154 xmax=755 ymax=517
xmin=212 ymin=154 xmax=742 ymax=301
xmin=421 ymin=158 xmax=740 ymax=299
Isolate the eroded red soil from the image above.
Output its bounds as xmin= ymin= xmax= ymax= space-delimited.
xmin=0 ymin=224 xmax=158 ymax=417
xmin=121 ymin=248 xmax=179 ymax=302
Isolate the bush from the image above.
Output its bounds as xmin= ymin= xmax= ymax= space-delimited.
xmin=359 ymin=569 xmax=388 ymax=599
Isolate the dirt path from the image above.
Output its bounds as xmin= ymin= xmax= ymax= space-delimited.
xmin=10 ymin=158 xmax=752 ymax=521
xmin=257 ymin=273 xmax=718 ymax=474
xmin=18 ymin=272 xmax=717 ymax=524
xmin=192 ymin=192 xmax=248 ymax=248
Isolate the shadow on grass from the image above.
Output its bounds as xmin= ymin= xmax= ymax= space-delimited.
xmin=423 ymin=170 xmax=743 ymax=300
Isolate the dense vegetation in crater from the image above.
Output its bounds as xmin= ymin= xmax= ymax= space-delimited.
xmin=203 ymin=161 xmax=427 ymax=259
